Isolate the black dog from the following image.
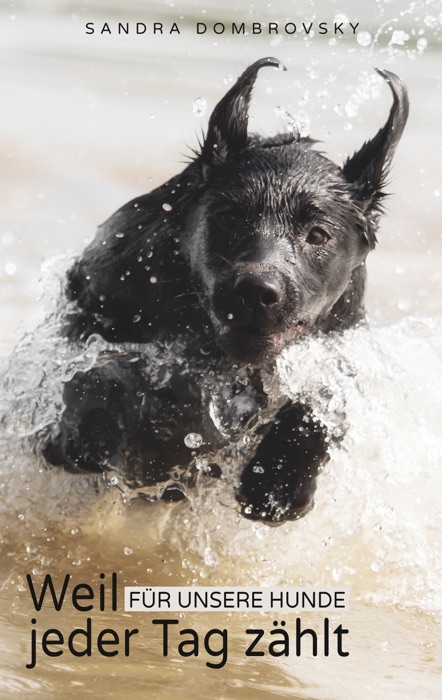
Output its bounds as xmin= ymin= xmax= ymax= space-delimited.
xmin=42 ymin=57 xmax=408 ymax=523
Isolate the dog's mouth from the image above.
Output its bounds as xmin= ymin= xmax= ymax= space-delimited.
xmin=218 ymin=321 xmax=308 ymax=364
xmin=232 ymin=322 xmax=307 ymax=340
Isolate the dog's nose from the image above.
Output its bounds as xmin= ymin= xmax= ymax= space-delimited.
xmin=234 ymin=273 xmax=281 ymax=311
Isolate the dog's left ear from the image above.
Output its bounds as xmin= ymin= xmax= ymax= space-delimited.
xmin=343 ymin=69 xmax=409 ymax=217
xmin=200 ymin=57 xmax=285 ymax=177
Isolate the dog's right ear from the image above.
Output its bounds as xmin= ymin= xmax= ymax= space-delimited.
xmin=200 ymin=57 xmax=286 ymax=178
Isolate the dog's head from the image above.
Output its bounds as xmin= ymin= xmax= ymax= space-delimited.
xmin=183 ymin=57 xmax=408 ymax=364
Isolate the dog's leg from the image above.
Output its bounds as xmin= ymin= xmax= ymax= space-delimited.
xmin=41 ymin=353 xmax=202 ymax=498
xmin=42 ymin=358 xmax=132 ymax=475
xmin=238 ymin=402 xmax=328 ymax=523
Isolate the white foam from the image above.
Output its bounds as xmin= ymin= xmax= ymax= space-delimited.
xmin=1 ymin=299 xmax=441 ymax=609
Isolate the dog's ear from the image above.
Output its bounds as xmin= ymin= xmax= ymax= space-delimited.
xmin=343 ymin=69 xmax=409 ymax=213
xmin=200 ymin=57 xmax=285 ymax=176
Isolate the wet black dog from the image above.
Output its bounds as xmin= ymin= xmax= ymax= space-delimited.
xmin=43 ymin=58 xmax=408 ymax=523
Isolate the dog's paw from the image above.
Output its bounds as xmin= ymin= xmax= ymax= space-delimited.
xmin=236 ymin=402 xmax=328 ymax=523
xmin=238 ymin=459 xmax=317 ymax=524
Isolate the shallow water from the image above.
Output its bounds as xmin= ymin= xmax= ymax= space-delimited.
xmin=1 ymin=1 xmax=442 ymax=698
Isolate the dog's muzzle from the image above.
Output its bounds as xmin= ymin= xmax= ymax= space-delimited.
xmin=212 ymin=271 xmax=306 ymax=363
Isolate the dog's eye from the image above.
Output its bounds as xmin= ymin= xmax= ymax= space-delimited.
xmin=306 ymin=227 xmax=330 ymax=246
xmin=214 ymin=210 xmax=237 ymax=230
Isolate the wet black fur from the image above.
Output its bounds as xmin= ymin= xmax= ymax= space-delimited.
xmin=43 ymin=58 xmax=408 ymax=523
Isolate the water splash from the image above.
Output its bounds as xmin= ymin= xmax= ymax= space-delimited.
xmin=1 ymin=261 xmax=440 ymax=610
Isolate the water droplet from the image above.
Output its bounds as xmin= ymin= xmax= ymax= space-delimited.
xmin=252 ymin=465 xmax=264 ymax=474
xmin=424 ymin=15 xmax=437 ymax=28
xmin=195 ymin=458 xmax=209 ymax=472
xmin=192 ymin=97 xmax=207 ymax=117
xmin=132 ymin=314 xmax=141 ymax=324
xmin=390 ymin=30 xmax=410 ymax=45
xmin=124 ymin=547 xmax=133 ymax=556
xmin=357 ymin=31 xmax=372 ymax=47
xmin=150 ymin=276 xmax=158 ymax=284
xmin=184 ymin=433 xmax=203 ymax=449
xmin=115 ymin=232 xmax=125 ymax=238
xmin=5 ymin=262 xmax=16 ymax=276
xmin=203 ymin=547 xmax=217 ymax=566
xmin=227 ymin=313 xmax=234 ymax=320
xmin=162 ymin=203 xmax=172 ymax=212
xmin=417 ymin=37 xmax=428 ymax=51
xmin=109 ymin=476 xmax=119 ymax=486
xmin=332 ymin=568 xmax=341 ymax=581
